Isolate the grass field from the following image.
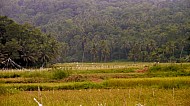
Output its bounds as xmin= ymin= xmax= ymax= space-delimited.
xmin=1 ymin=88 xmax=190 ymax=106
xmin=0 ymin=62 xmax=190 ymax=106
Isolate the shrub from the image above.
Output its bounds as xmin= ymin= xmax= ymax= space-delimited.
xmin=52 ymin=69 xmax=69 ymax=80
xmin=149 ymin=65 xmax=162 ymax=72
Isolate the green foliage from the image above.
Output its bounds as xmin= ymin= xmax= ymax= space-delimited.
xmin=52 ymin=69 xmax=69 ymax=80
xmin=57 ymin=82 xmax=103 ymax=90
xmin=104 ymin=77 xmax=190 ymax=89
xmin=1 ymin=76 xmax=190 ymax=90
xmin=0 ymin=72 xmax=21 ymax=78
xmin=149 ymin=65 xmax=184 ymax=72
xmin=147 ymin=65 xmax=190 ymax=77
xmin=0 ymin=16 xmax=60 ymax=68
xmin=149 ymin=66 xmax=162 ymax=72
xmin=22 ymin=71 xmax=50 ymax=79
xmin=1 ymin=82 xmax=103 ymax=91
xmin=0 ymin=0 xmax=190 ymax=62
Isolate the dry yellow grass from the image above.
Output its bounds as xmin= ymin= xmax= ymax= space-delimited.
xmin=0 ymin=88 xmax=190 ymax=106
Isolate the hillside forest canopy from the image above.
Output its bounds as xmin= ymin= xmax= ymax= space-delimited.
xmin=0 ymin=16 xmax=60 ymax=68
xmin=0 ymin=0 xmax=190 ymax=67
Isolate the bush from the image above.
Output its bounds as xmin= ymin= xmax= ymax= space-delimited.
xmin=149 ymin=66 xmax=162 ymax=72
xmin=52 ymin=69 xmax=69 ymax=80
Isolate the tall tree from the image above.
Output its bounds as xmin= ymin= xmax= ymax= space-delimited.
xmin=0 ymin=16 xmax=60 ymax=68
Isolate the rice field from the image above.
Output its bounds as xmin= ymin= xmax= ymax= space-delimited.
xmin=0 ymin=62 xmax=190 ymax=106
xmin=0 ymin=88 xmax=190 ymax=106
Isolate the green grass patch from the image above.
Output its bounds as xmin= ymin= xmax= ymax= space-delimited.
xmin=71 ymin=68 xmax=135 ymax=74
xmin=147 ymin=64 xmax=190 ymax=77
xmin=0 ymin=71 xmax=22 ymax=78
xmin=1 ymin=77 xmax=190 ymax=90
xmin=0 ymin=86 xmax=19 ymax=95
xmin=51 ymin=68 xmax=70 ymax=79
xmin=1 ymin=82 xmax=103 ymax=91
xmin=0 ymin=68 xmax=71 ymax=80
xmin=149 ymin=65 xmax=184 ymax=72
xmin=104 ymin=77 xmax=190 ymax=89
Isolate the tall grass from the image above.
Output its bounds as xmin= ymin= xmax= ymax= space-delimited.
xmin=104 ymin=77 xmax=190 ymax=89
xmin=0 ymin=68 xmax=70 ymax=79
xmin=147 ymin=65 xmax=190 ymax=77
xmin=0 ymin=82 xmax=103 ymax=91
xmin=0 ymin=86 xmax=19 ymax=95
xmin=0 ymin=88 xmax=190 ymax=106
xmin=52 ymin=68 xmax=70 ymax=79
xmin=149 ymin=65 xmax=184 ymax=72
xmin=1 ymin=76 xmax=190 ymax=90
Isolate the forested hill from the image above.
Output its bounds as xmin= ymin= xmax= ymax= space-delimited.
xmin=1 ymin=0 xmax=190 ymax=62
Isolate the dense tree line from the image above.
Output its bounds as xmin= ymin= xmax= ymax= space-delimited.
xmin=0 ymin=0 xmax=190 ymax=63
xmin=0 ymin=16 xmax=60 ymax=68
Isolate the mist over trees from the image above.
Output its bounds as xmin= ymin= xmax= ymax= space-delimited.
xmin=0 ymin=0 xmax=190 ymax=63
